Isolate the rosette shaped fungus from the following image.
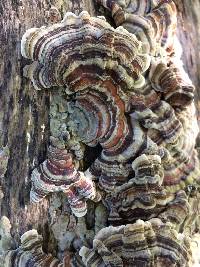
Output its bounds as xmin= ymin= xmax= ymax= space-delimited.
xmin=107 ymin=181 xmax=190 ymax=227
xmin=1 ymin=230 xmax=68 ymax=266
xmin=131 ymin=97 xmax=183 ymax=145
xmin=21 ymin=11 xmax=150 ymax=90
xmin=104 ymin=153 xmax=191 ymax=227
xmin=79 ymin=219 xmax=192 ymax=267
xmin=105 ymin=155 xmax=170 ymax=225
xmin=149 ymin=60 xmax=194 ymax=107
xmin=131 ymin=96 xmax=200 ymax=189
xmin=21 ymin=11 xmax=153 ymax=191
xmin=96 ymin=0 xmax=177 ymax=54
xmin=103 ymin=0 xmax=160 ymax=15
xmin=31 ymin=146 xmax=97 ymax=217
xmin=162 ymin=103 xmax=200 ymax=190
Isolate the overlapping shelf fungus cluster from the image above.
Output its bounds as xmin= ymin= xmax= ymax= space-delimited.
xmin=2 ymin=0 xmax=200 ymax=266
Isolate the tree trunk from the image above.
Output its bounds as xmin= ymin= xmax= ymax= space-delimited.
xmin=1 ymin=0 xmax=200 ymax=266
xmin=174 ymin=0 xmax=200 ymax=123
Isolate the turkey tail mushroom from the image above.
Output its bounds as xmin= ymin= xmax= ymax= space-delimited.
xmin=79 ymin=219 xmax=192 ymax=267
xmin=1 ymin=230 xmax=68 ymax=266
xmin=30 ymin=146 xmax=98 ymax=217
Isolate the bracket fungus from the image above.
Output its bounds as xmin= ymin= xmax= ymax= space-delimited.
xmin=6 ymin=0 xmax=200 ymax=266
xmin=79 ymin=219 xmax=192 ymax=267
xmin=1 ymin=230 xmax=69 ymax=266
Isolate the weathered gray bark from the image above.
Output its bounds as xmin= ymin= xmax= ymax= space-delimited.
xmin=0 ymin=0 xmax=200 ymax=258
xmin=174 ymin=0 xmax=200 ymax=91
xmin=174 ymin=0 xmax=200 ymax=122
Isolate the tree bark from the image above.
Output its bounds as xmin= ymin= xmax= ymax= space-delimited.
xmin=0 ymin=0 xmax=200 ymax=264
xmin=174 ymin=0 xmax=200 ymax=122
